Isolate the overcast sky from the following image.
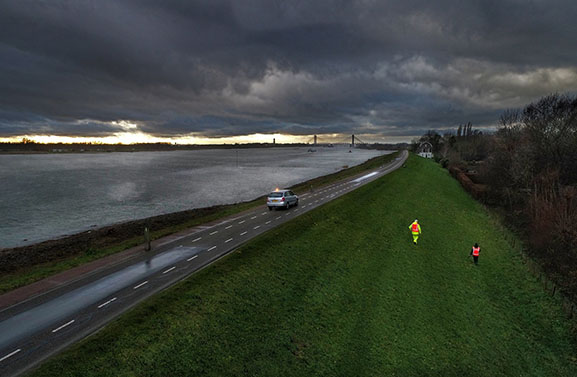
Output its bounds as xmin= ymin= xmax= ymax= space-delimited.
xmin=1 ymin=0 xmax=577 ymax=143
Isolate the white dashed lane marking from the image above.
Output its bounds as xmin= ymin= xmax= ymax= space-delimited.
xmin=209 ymin=231 xmax=218 ymax=235
xmin=163 ymin=267 xmax=176 ymax=274
xmin=192 ymin=237 xmax=202 ymax=242
xmin=133 ymin=281 xmax=148 ymax=289
xmin=254 ymin=225 xmax=261 ymax=229
xmin=0 ymin=349 xmax=21 ymax=363
xmin=225 ymin=238 xmax=233 ymax=243
xmin=240 ymin=231 xmax=248 ymax=236
xmin=276 ymin=216 xmax=281 ymax=220
xmin=265 ymin=221 xmax=271 ymax=224
xmin=52 ymin=320 xmax=75 ymax=333
xmin=238 ymin=220 xmax=245 ymax=224
xmin=187 ymin=255 xmax=198 ymax=261
xmin=250 ymin=216 xmax=257 ymax=219
xmin=208 ymin=246 xmax=217 ymax=251
xmin=98 ymin=297 xmax=117 ymax=309
xmin=225 ymin=225 xmax=233 ymax=229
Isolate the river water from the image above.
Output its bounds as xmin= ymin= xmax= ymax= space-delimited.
xmin=0 ymin=146 xmax=389 ymax=248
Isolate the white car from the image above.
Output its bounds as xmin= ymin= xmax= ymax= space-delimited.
xmin=266 ymin=189 xmax=299 ymax=210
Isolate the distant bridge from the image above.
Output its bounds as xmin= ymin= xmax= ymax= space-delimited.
xmin=305 ymin=134 xmax=369 ymax=148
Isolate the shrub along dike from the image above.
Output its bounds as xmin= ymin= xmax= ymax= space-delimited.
xmin=31 ymin=154 xmax=577 ymax=376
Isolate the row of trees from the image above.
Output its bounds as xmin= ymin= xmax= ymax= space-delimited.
xmin=414 ymin=93 xmax=577 ymax=297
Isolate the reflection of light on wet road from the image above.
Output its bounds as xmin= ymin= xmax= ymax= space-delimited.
xmin=0 ymin=246 xmax=199 ymax=350
xmin=352 ymin=172 xmax=378 ymax=183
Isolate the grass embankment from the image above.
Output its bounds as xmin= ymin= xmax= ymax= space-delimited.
xmin=30 ymin=154 xmax=577 ymax=376
xmin=0 ymin=151 xmax=398 ymax=295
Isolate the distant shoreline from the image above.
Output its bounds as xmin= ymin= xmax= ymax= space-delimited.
xmin=0 ymin=142 xmax=408 ymax=154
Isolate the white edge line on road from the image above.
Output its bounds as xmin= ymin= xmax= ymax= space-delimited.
xmin=98 ymin=297 xmax=117 ymax=309
xmin=133 ymin=281 xmax=148 ymax=289
xmin=163 ymin=266 xmax=176 ymax=274
xmin=187 ymin=255 xmax=198 ymax=261
xmin=0 ymin=349 xmax=21 ymax=363
xmin=208 ymin=246 xmax=217 ymax=251
xmin=225 ymin=238 xmax=233 ymax=243
xmin=52 ymin=320 xmax=75 ymax=333
xmin=240 ymin=231 xmax=247 ymax=236
xmin=225 ymin=225 xmax=233 ymax=229
xmin=209 ymin=231 xmax=218 ymax=235
xmin=192 ymin=237 xmax=202 ymax=242
xmin=238 ymin=220 xmax=245 ymax=224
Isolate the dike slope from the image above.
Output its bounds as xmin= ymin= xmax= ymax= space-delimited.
xmin=30 ymin=154 xmax=577 ymax=377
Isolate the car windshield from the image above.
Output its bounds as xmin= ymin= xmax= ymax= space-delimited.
xmin=269 ymin=192 xmax=283 ymax=198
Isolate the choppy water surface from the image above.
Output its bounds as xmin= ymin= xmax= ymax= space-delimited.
xmin=0 ymin=147 xmax=390 ymax=248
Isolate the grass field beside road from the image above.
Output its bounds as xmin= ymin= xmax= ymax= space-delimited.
xmin=30 ymin=154 xmax=577 ymax=376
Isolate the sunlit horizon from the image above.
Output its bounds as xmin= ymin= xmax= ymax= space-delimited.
xmin=0 ymin=132 xmax=411 ymax=145
xmin=0 ymin=132 xmax=309 ymax=145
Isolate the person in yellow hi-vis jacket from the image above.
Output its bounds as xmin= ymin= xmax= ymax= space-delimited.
xmin=409 ymin=219 xmax=421 ymax=244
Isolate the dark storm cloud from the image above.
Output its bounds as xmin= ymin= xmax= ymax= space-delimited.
xmin=1 ymin=0 xmax=577 ymax=140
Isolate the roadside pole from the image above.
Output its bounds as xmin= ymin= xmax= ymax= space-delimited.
xmin=144 ymin=226 xmax=151 ymax=251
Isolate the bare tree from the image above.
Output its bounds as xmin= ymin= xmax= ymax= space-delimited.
xmin=522 ymin=94 xmax=577 ymax=184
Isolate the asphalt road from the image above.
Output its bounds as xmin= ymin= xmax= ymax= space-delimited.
xmin=0 ymin=150 xmax=407 ymax=376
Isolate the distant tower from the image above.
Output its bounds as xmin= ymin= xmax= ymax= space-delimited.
xmin=351 ymin=134 xmax=355 ymax=147
xmin=314 ymin=135 xmax=317 ymax=146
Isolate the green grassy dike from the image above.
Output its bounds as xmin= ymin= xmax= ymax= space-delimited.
xmin=29 ymin=154 xmax=577 ymax=377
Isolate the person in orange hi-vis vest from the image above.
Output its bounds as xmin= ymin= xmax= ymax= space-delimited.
xmin=409 ymin=219 xmax=421 ymax=245
xmin=470 ymin=243 xmax=480 ymax=265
